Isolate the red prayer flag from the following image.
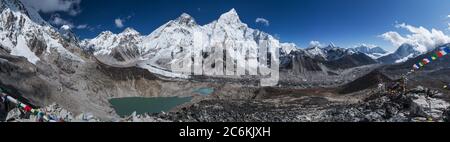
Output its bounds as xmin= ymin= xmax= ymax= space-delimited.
xmin=24 ymin=105 xmax=32 ymax=112
xmin=437 ymin=51 xmax=443 ymax=57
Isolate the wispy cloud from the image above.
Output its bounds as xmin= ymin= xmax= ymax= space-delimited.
xmin=308 ymin=41 xmax=323 ymax=48
xmin=255 ymin=18 xmax=270 ymax=26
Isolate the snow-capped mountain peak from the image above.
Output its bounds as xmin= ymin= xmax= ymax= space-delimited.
xmin=280 ymin=43 xmax=299 ymax=55
xmin=175 ymin=13 xmax=197 ymax=26
xmin=325 ymin=42 xmax=337 ymax=49
xmin=305 ymin=46 xmax=326 ymax=58
xmin=378 ymin=43 xmax=423 ymax=63
xmin=218 ymin=8 xmax=242 ymax=25
xmin=59 ymin=25 xmax=79 ymax=43
xmin=121 ymin=27 xmax=140 ymax=36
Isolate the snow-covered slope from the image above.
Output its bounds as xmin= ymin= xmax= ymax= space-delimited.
xmin=0 ymin=0 xmax=84 ymax=64
xmin=83 ymin=28 xmax=143 ymax=67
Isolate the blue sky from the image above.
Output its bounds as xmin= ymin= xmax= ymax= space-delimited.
xmin=37 ymin=0 xmax=450 ymax=51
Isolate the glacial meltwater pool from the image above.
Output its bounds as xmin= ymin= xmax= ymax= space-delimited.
xmin=193 ymin=87 xmax=214 ymax=96
xmin=109 ymin=97 xmax=192 ymax=117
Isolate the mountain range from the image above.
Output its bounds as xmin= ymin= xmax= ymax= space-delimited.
xmin=1 ymin=0 xmax=449 ymax=120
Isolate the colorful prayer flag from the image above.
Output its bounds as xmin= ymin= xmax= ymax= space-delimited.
xmin=431 ymin=53 xmax=438 ymax=60
xmin=437 ymin=51 xmax=444 ymax=57
xmin=24 ymin=105 xmax=32 ymax=112
xmin=444 ymin=47 xmax=450 ymax=53
xmin=422 ymin=58 xmax=430 ymax=65
xmin=440 ymin=50 xmax=447 ymax=56
xmin=413 ymin=64 xmax=420 ymax=69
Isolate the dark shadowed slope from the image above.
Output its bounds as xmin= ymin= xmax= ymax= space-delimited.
xmin=339 ymin=70 xmax=392 ymax=94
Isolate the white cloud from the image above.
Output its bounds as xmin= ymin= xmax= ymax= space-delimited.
xmin=380 ymin=23 xmax=450 ymax=52
xmin=308 ymin=41 xmax=322 ymax=48
xmin=114 ymin=15 xmax=133 ymax=28
xmin=255 ymin=18 xmax=270 ymax=26
xmin=20 ymin=0 xmax=82 ymax=16
xmin=115 ymin=18 xmax=124 ymax=28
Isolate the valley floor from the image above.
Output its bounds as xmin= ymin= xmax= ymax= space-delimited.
xmin=4 ymin=84 xmax=450 ymax=122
